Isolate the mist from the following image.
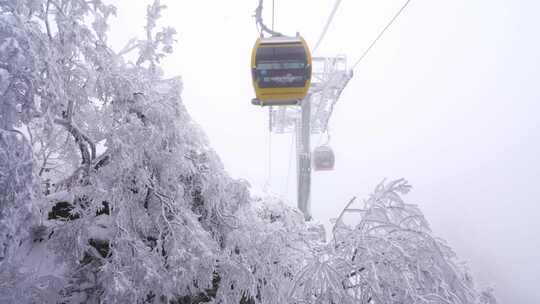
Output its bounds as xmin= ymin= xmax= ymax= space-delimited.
xmin=106 ymin=0 xmax=540 ymax=302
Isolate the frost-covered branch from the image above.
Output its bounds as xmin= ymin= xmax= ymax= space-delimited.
xmin=45 ymin=0 xmax=53 ymax=41
xmin=54 ymin=118 xmax=94 ymax=167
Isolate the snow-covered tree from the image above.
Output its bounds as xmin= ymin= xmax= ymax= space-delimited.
xmin=0 ymin=129 xmax=40 ymax=302
xmin=288 ymin=179 xmax=497 ymax=304
xmin=0 ymin=1 xmax=496 ymax=303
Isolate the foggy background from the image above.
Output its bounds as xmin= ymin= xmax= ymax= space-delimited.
xmin=108 ymin=0 xmax=540 ymax=303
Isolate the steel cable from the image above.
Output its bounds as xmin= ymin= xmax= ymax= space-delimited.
xmin=352 ymin=0 xmax=412 ymax=70
xmin=313 ymin=0 xmax=343 ymax=54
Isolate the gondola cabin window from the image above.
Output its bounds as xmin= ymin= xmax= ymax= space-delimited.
xmin=255 ymin=44 xmax=309 ymax=88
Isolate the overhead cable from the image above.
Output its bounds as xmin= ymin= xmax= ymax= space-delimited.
xmin=352 ymin=0 xmax=412 ymax=70
xmin=313 ymin=0 xmax=343 ymax=53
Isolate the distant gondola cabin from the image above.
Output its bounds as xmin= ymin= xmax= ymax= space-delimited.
xmin=313 ymin=145 xmax=335 ymax=171
xmin=251 ymin=36 xmax=312 ymax=106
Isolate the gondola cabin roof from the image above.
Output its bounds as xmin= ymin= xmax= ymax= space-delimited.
xmin=258 ymin=36 xmax=304 ymax=44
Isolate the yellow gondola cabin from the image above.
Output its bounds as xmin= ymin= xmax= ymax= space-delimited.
xmin=251 ymin=36 xmax=312 ymax=106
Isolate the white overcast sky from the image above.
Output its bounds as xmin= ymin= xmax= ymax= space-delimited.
xmin=108 ymin=1 xmax=540 ymax=303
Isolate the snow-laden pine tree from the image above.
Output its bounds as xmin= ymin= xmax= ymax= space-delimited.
xmin=0 ymin=1 xmax=496 ymax=303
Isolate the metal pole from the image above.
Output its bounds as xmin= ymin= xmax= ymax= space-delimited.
xmin=297 ymin=95 xmax=312 ymax=221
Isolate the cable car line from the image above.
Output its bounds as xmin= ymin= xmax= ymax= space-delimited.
xmin=313 ymin=0 xmax=343 ymax=54
xmin=313 ymin=0 xmax=413 ymax=171
xmin=352 ymin=0 xmax=412 ymax=70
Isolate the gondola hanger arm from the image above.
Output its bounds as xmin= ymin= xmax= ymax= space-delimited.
xmin=254 ymin=0 xmax=283 ymax=37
